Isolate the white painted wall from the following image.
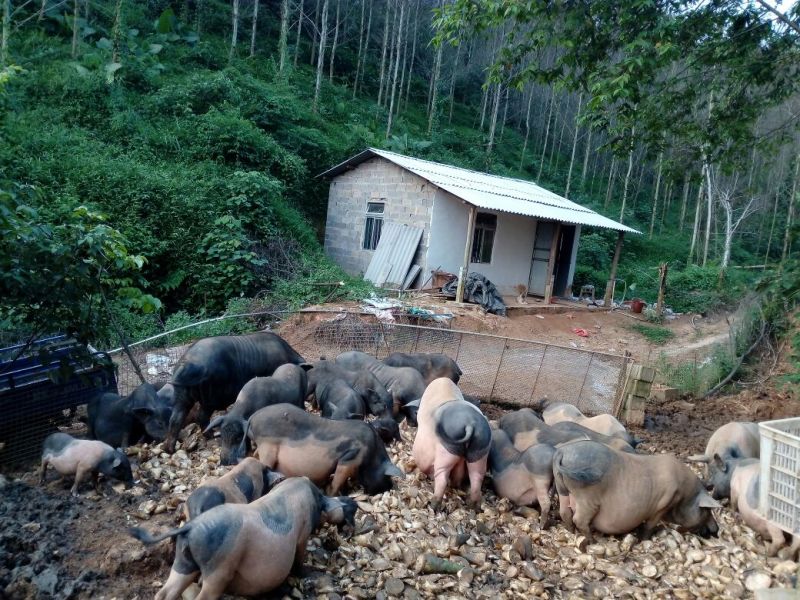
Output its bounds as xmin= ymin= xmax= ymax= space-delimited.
xmin=427 ymin=189 xmax=538 ymax=294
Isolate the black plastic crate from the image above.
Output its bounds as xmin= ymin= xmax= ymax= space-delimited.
xmin=0 ymin=335 xmax=118 ymax=469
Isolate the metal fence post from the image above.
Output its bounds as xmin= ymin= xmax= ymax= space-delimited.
xmin=576 ymin=353 xmax=595 ymax=411
xmin=528 ymin=345 xmax=548 ymax=405
xmin=413 ymin=327 xmax=421 ymax=352
xmin=488 ymin=342 xmax=508 ymax=401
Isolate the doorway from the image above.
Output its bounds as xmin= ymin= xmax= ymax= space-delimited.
xmin=528 ymin=223 xmax=576 ymax=297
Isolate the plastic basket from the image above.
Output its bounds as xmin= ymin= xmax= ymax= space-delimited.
xmin=759 ymin=418 xmax=800 ymax=534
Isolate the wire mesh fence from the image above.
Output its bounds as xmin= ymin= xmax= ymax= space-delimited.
xmin=109 ymin=310 xmax=631 ymax=415
xmin=284 ymin=313 xmax=630 ymax=415
xmin=647 ymin=294 xmax=764 ymax=396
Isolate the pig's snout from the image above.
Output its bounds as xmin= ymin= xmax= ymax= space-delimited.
xmin=697 ymin=517 xmax=720 ymax=538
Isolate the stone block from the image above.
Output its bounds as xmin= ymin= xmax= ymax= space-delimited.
xmin=650 ymin=386 xmax=679 ymax=403
xmin=628 ymin=364 xmax=656 ymax=383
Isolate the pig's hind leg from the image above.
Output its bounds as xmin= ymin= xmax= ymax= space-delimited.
xmin=39 ymin=457 xmax=49 ymax=485
xmin=571 ymin=496 xmax=600 ymax=543
xmin=466 ymin=457 xmax=487 ymax=511
xmin=329 ymin=462 xmax=358 ymax=496
xmin=432 ymin=446 xmax=462 ymax=510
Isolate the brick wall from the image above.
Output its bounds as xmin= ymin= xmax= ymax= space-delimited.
xmin=323 ymin=157 xmax=436 ymax=282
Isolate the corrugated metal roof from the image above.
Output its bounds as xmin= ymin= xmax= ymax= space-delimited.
xmin=320 ymin=148 xmax=640 ymax=234
xmin=363 ymin=222 xmax=424 ymax=287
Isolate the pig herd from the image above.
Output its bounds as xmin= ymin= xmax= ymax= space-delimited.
xmin=36 ymin=331 xmax=782 ymax=599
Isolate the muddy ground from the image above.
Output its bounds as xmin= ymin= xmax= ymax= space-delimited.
xmin=3 ymin=384 xmax=800 ymax=600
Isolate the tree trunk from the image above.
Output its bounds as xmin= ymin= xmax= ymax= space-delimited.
xmin=396 ymin=1 xmax=410 ymax=115
xmin=519 ymin=87 xmax=533 ymax=170
xmin=377 ymin=1 xmax=391 ymax=106
xmin=386 ymin=1 xmax=404 ymax=138
xmin=328 ymin=0 xmax=339 ymax=81
xmin=357 ymin=0 xmax=373 ymax=98
xmin=427 ymin=38 xmax=443 ymax=135
xmin=249 ymin=0 xmax=259 ymax=57
xmin=619 ymin=128 xmax=635 ymax=224
xmin=580 ymin=125 xmax=593 ymax=189
xmin=537 ymin=91 xmax=554 ymax=181
xmin=564 ymin=92 xmax=583 ymax=199
xmin=447 ymin=40 xmax=461 ymax=124
xmin=229 ymin=0 xmax=240 ymax=61
xmin=679 ymin=175 xmax=690 ymax=231
xmin=479 ymin=75 xmax=489 ymax=130
xmin=604 ymin=157 xmax=617 ymax=210
xmin=688 ymin=176 xmax=704 ymax=264
xmin=549 ymin=94 xmax=567 ymax=172
xmin=310 ymin=0 xmax=320 ymax=66
xmin=403 ymin=0 xmax=419 ymax=108
xmin=782 ymin=154 xmax=799 ymax=262
xmin=384 ymin=1 xmax=397 ymax=108
xmin=720 ymin=194 xmax=733 ymax=270
xmin=194 ymin=0 xmax=203 ymax=38
xmin=312 ymin=0 xmax=329 ymax=113
xmin=486 ymin=81 xmax=502 ymax=155
xmin=499 ymin=86 xmax=509 ymax=140
xmin=649 ymin=151 xmax=663 ymax=238
xmin=764 ymin=188 xmax=781 ymax=264
xmin=111 ymin=0 xmax=123 ymax=63
xmin=352 ymin=0 xmax=366 ymax=96
xmin=702 ymin=159 xmax=713 ymax=267
xmin=71 ymin=0 xmax=80 ymax=58
xmin=277 ymin=0 xmax=289 ymax=70
xmin=293 ymin=0 xmax=304 ymax=66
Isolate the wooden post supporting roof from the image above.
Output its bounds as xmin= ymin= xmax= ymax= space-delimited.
xmin=543 ymin=222 xmax=562 ymax=304
xmin=455 ymin=205 xmax=477 ymax=304
xmin=604 ymin=230 xmax=625 ymax=306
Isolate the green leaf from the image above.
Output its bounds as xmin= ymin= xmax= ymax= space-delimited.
xmin=149 ymin=43 xmax=164 ymax=55
xmin=96 ymin=37 xmax=112 ymax=50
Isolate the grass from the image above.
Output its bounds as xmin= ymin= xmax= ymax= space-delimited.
xmin=630 ymin=323 xmax=676 ymax=345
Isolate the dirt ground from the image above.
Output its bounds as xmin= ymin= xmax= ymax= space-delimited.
xmin=3 ymin=378 xmax=800 ymax=600
xmin=301 ymin=297 xmax=734 ymax=364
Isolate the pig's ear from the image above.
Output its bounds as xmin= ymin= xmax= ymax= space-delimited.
xmin=299 ymin=363 xmax=314 ymax=371
xmin=405 ymin=398 xmax=421 ymax=409
xmin=203 ymin=416 xmax=225 ymax=434
xmin=687 ymin=454 xmax=710 ymax=463
xmin=698 ymin=492 xmax=722 ymax=509
xmin=112 ymin=456 xmax=122 ymax=468
xmin=712 ymin=453 xmax=727 ymax=472
xmin=384 ymin=462 xmax=405 ymax=479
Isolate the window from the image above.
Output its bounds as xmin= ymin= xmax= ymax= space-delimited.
xmin=363 ymin=201 xmax=385 ymax=250
xmin=471 ymin=212 xmax=496 ymax=263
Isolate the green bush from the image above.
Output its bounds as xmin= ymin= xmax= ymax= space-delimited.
xmin=630 ymin=323 xmax=675 ymax=345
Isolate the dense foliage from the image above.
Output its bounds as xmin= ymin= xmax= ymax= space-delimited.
xmin=0 ymin=0 xmax=796 ymax=349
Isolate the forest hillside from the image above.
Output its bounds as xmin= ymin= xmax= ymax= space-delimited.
xmin=0 ymin=0 xmax=798 ymax=354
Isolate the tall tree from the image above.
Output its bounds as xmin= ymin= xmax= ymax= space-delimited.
xmin=71 ymin=0 xmax=80 ymax=58
xmin=249 ymin=0 xmax=259 ymax=57
xmin=312 ymin=0 xmax=329 ymax=113
xmin=519 ymin=86 xmax=533 ymax=170
xmin=355 ymin=0 xmax=373 ymax=98
xmin=782 ymin=154 xmax=800 ymax=261
xmin=447 ymin=39 xmax=461 ymax=124
xmin=564 ymin=92 xmax=583 ymax=199
xmin=619 ymin=127 xmax=636 ymax=224
xmin=403 ymin=0 xmax=419 ymax=107
xmin=353 ymin=0 xmax=366 ymax=97
xmin=649 ymin=151 xmax=664 ymax=238
xmin=386 ymin=1 xmax=405 ymax=138
xmin=1 ymin=0 xmax=9 ymax=67
xmin=377 ymin=2 xmax=391 ymax=106
xmin=537 ymin=91 xmax=553 ymax=181
xmin=328 ymin=0 xmax=340 ymax=81
xmin=293 ymin=0 xmax=304 ymax=66
xmin=427 ymin=36 xmax=443 ymax=135
xmin=310 ymin=0 xmax=320 ymax=66
xmin=229 ymin=0 xmax=240 ymax=61
xmin=277 ymin=0 xmax=289 ymax=71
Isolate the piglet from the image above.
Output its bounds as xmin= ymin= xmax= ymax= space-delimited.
xmin=689 ymin=421 xmax=760 ymax=492
xmin=727 ymin=459 xmax=800 ymax=557
xmin=410 ymin=378 xmax=491 ymax=510
xmin=131 ymin=477 xmax=357 ymax=600
xmin=488 ymin=428 xmax=555 ymax=528
xmin=40 ymin=432 xmax=133 ymax=496
xmin=185 ymin=457 xmax=285 ymax=519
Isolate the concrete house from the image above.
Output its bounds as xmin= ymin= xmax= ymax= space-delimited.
xmin=320 ymin=148 xmax=638 ymax=303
